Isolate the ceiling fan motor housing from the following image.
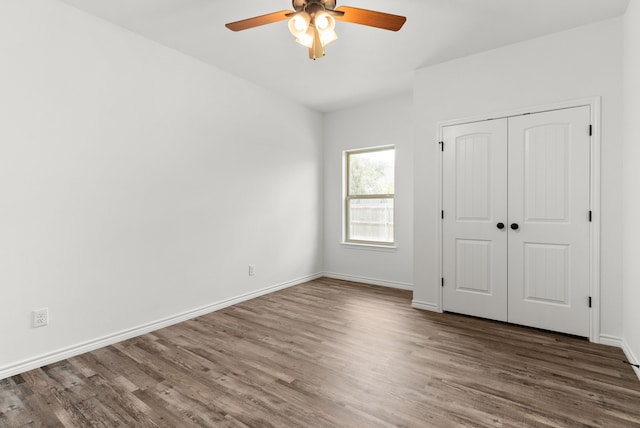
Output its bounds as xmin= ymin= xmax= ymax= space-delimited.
xmin=293 ymin=0 xmax=337 ymax=12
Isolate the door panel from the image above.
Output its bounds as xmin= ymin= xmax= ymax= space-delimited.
xmin=523 ymin=125 xmax=570 ymax=222
xmin=442 ymin=120 xmax=508 ymax=321
xmin=455 ymin=239 xmax=492 ymax=294
xmin=456 ymin=134 xmax=492 ymax=221
xmin=507 ymin=107 xmax=590 ymax=336
xmin=523 ymin=243 xmax=570 ymax=304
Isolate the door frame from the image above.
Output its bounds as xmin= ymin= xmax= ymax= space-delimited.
xmin=436 ymin=97 xmax=601 ymax=343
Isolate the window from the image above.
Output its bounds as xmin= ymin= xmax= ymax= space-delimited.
xmin=345 ymin=146 xmax=395 ymax=245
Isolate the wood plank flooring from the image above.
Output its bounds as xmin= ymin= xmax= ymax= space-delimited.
xmin=1 ymin=277 xmax=639 ymax=427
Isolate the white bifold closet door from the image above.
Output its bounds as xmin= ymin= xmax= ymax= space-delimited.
xmin=442 ymin=106 xmax=591 ymax=337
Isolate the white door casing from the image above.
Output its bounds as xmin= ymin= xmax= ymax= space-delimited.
xmin=441 ymin=106 xmax=592 ymax=337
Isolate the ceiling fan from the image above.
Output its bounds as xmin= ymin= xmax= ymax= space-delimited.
xmin=225 ymin=0 xmax=406 ymax=60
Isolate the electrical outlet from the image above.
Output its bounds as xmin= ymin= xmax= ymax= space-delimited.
xmin=248 ymin=264 xmax=255 ymax=276
xmin=32 ymin=308 xmax=49 ymax=328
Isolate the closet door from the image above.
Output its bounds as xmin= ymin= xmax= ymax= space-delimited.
xmin=442 ymin=119 xmax=508 ymax=321
xmin=507 ymin=107 xmax=591 ymax=337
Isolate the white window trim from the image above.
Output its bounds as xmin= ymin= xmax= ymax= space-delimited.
xmin=344 ymin=145 xmax=396 ymax=246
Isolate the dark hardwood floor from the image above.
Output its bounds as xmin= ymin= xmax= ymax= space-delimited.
xmin=1 ymin=277 xmax=639 ymax=427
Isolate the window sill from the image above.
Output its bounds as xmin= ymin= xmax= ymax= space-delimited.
xmin=340 ymin=242 xmax=397 ymax=252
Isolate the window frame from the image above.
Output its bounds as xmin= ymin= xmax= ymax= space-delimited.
xmin=344 ymin=145 xmax=396 ymax=246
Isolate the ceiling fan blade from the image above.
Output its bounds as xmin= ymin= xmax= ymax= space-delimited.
xmin=334 ymin=6 xmax=406 ymax=31
xmin=225 ymin=10 xmax=292 ymax=32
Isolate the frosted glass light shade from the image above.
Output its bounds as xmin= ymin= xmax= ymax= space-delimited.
xmin=314 ymin=11 xmax=335 ymax=31
xmin=295 ymin=26 xmax=315 ymax=48
xmin=320 ymin=29 xmax=338 ymax=46
xmin=288 ymin=12 xmax=310 ymax=37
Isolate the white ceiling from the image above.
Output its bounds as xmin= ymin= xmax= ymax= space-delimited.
xmin=59 ymin=0 xmax=629 ymax=112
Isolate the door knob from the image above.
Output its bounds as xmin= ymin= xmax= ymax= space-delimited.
xmin=497 ymin=223 xmax=505 ymax=230
xmin=510 ymin=223 xmax=519 ymax=230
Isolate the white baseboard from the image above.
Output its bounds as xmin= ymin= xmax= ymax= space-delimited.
xmin=599 ymin=334 xmax=623 ymax=347
xmin=411 ymin=300 xmax=441 ymax=313
xmin=0 ymin=273 xmax=322 ymax=381
xmin=622 ymin=338 xmax=640 ymax=381
xmin=322 ymin=272 xmax=413 ymax=290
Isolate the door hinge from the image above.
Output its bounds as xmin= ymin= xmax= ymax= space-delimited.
xmin=589 ymin=125 xmax=593 ymax=136
xmin=439 ymin=141 xmax=444 ymax=152
xmin=441 ymin=277 xmax=444 ymax=287
xmin=588 ymin=296 xmax=592 ymax=308
xmin=589 ymin=210 xmax=592 ymax=222
xmin=441 ymin=210 xmax=444 ymax=219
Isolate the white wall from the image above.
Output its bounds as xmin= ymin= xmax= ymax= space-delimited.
xmin=323 ymin=93 xmax=414 ymax=289
xmin=413 ymin=18 xmax=625 ymax=339
xmin=623 ymin=2 xmax=640 ymax=375
xmin=0 ymin=0 xmax=323 ymax=376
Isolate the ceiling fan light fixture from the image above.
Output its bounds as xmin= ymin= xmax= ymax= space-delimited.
xmin=292 ymin=10 xmax=336 ymax=51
